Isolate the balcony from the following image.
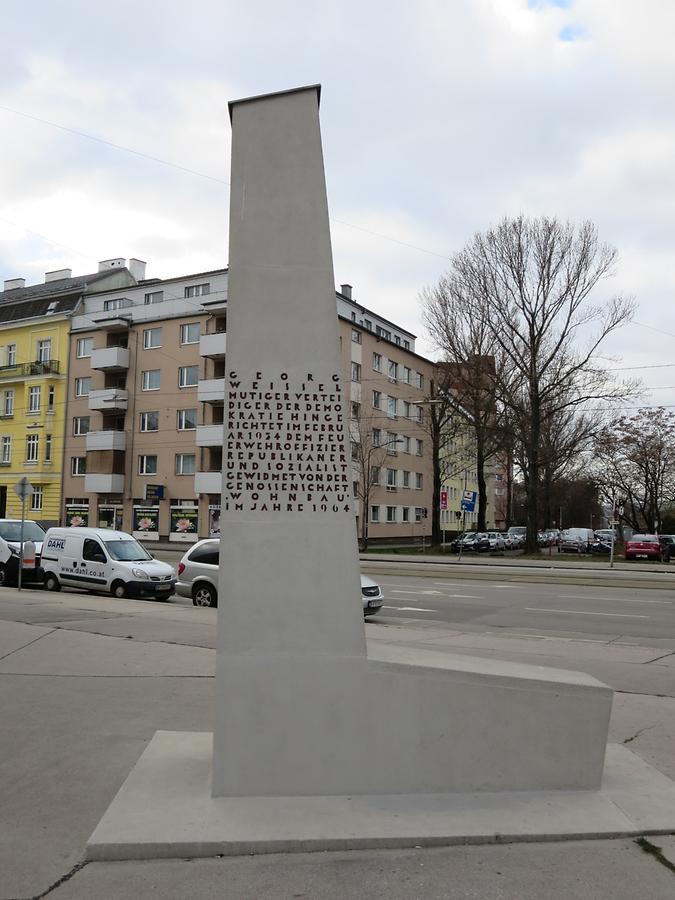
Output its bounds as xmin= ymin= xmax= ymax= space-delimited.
xmin=194 ymin=471 xmax=222 ymax=494
xmin=88 ymin=389 xmax=129 ymax=412
xmin=196 ymin=424 xmax=224 ymax=447
xmin=199 ymin=332 xmax=226 ymax=359
xmin=86 ymin=431 xmax=127 ymax=452
xmin=84 ymin=473 xmax=125 ymax=493
xmin=0 ymin=359 xmax=60 ymax=380
xmin=197 ymin=378 xmax=225 ymax=404
xmin=90 ymin=347 xmax=130 ymax=372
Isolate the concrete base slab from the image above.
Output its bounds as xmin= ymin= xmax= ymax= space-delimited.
xmin=86 ymin=732 xmax=675 ymax=860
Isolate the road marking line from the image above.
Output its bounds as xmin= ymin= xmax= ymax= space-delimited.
xmin=558 ymin=595 xmax=672 ymax=605
xmin=384 ymin=606 xmax=438 ymax=613
xmin=390 ymin=590 xmax=444 ymax=596
xmin=523 ymin=608 xmax=648 ymax=619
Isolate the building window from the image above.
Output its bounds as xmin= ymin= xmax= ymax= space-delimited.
xmin=104 ymin=298 xmax=126 ymax=310
xmin=403 ymin=470 xmax=410 ymax=488
xmin=177 ymin=408 xmax=198 ymax=430
xmin=73 ymin=416 xmax=90 ymax=435
xmin=416 ymin=373 xmax=424 ymax=390
xmin=370 ymin=505 xmax=380 ymax=523
xmin=76 ymin=337 xmax=94 ymax=358
xmin=351 ymin=330 xmax=361 ymax=344
xmin=6 ymin=344 xmax=16 ymax=366
xmin=45 ymin=434 xmax=52 ymax=463
xmin=386 ymin=468 xmax=397 ymax=489
xmin=350 ymin=401 xmax=361 ymax=420
xmin=376 ymin=325 xmax=391 ymax=341
xmin=416 ymin=439 xmax=423 ymax=456
xmin=403 ymin=340 xmax=410 ymax=350
xmin=415 ymin=473 xmax=423 ymax=490
xmin=386 ymin=431 xmax=398 ymax=454
xmin=402 ymin=435 xmax=411 ymax=453
xmin=26 ymin=434 xmax=39 ymax=462
xmin=403 ymin=367 xmax=411 ymax=384
xmin=372 ymin=428 xmax=381 ymax=446
xmin=387 ymin=396 xmax=397 ymax=419
xmin=184 ymin=283 xmax=210 ymax=298
xmin=351 ymin=362 xmax=361 ymax=382
xmin=75 ymin=377 xmax=91 ymax=397
xmin=180 ymin=323 xmax=200 ymax=344
xmin=402 ymin=506 xmax=410 ymax=523
xmin=386 ymin=506 xmax=397 ymax=523
xmin=47 ymin=385 xmax=55 ymax=412
xmin=364 ymin=319 xmax=372 ymax=331
xmin=175 ymin=453 xmax=196 ymax=475
xmin=350 ymin=440 xmax=359 ymax=461
xmin=140 ymin=411 xmax=159 ymax=432
xmin=71 ymin=456 xmax=86 ymax=476
xmin=415 ymin=507 xmax=424 ymax=523
xmin=352 ymin=481 xmax=359 ymax=498
xmin=178 ymin=366 xmax=199 ymax=388
xmin=138 ymin=455 xmax=158 ymax=475
xmin=143 ymin=327 xmax=162 ymax=349
xmin=388 ymin=360 xmax=398 ymax=382
xmin=37 ymin=339 xmax=51 ymax=362
xmin=1 ymin=436 xmax=11 ymax=464
xmin=372 ymin=352 xmax=382 ymax=372
xmin=2 ymin=390 xmax=13 ymax=416
xmin=371 ymin=466 xmax=380 ymax=484
xmin=30 ymin=485 xmax=43 ymax=511
xmin=28 ymin=386 xmax=41 ymax=413
xmin=402 ymin=401 xmax=411 ymax=418
xmin=350 ymin=311 xmax=356 ymax=322
xmin=372 ymin=390 xmax=381 ymax=409
xmin=144 ymin=291 xmax=164 ymax=304
xmin=142 ymin=370 xmax=161 ymax=391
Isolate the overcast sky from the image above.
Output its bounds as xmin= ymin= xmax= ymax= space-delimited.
xmin=1 ymin=0 xmax=674 ymax=412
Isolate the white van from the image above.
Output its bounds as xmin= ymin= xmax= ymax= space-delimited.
xmin=41 ymin=527 xmax=176 ymax=599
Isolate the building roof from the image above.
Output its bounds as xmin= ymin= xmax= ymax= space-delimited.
xmin=0 ymin=270 xmax=132 ymax=325
xmin=0 ymin=270 xmax=114 ymax=305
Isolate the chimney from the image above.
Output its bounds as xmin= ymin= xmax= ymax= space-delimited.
xmin=340 ymin=283 xmax=352 ymax=300
xmin=3 ymin=277 xmax=26 ymax=291
xmin=45 ymin=268 xmax=72 ymax=282
xmin=128 ymin=258 xmax=147 ymax=281
xmin=98 ymin=258 xmax=126 ymax=272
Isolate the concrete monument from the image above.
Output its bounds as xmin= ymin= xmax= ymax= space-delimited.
xmin=87 ymin=86 xmax=675 ymax=858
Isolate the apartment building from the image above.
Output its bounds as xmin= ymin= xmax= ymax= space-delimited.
xmin=60 ymin=266 xmax=434 ymax=543
xmin=338 ymin=285 xmax=433 ymax=544
xmin=0 ymin=262 xmax=139 ymax=524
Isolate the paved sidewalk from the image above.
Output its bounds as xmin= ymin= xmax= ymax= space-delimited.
xmin=2 ymin=591 xmax=674 ymax=899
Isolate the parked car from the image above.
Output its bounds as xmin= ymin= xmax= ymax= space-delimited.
xmin=41 ymin=527 xmax=176 ymax=598
xmin=0 ymin=519 xmax=47 ymax=586
xmin=500 ymin=532 xmax=516 ymax=550
xmin=486 ymin=532 xmax=505 ymax=551
xmin=624 ymin=534 xmax=663 ymax=561
xmin=507 ymin=526 xmax=526 ymax=544
xmin=176 ymin=538 xmax=384 ymax=614
xmin=658 ymin=535 xmax=675 ymax=562
xmin=594 ymin=529 xmax=616 ymax=543
xmin=560 ymin=528 xmax=596 ymax=553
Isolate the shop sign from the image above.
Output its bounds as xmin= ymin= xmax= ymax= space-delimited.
xmin=132 ymin=505 xmax=160 ymax=540
xmin=65 ymin=504 xmax=89 ymax=527
xmin=208 ymin=505 xmax=221 ymax=538
xmin=169 ymin=506 xmax=199 ymax=542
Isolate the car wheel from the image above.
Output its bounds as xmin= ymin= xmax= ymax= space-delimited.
xmin=193 ymin=583 xmax=217 ymax=608
xmin=111 ymin=580 xmax=127 ymax=599
xmin=44 ymin=572 xmax=61 ymax=592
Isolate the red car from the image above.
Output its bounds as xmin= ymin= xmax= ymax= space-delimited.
xmin=624 ymin=534 xmax=664 ymax=561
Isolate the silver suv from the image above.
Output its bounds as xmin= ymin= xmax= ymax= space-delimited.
xmin=176 ymin=538 xmax=384 ymax=615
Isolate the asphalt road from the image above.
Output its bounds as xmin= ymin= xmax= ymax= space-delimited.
xmin=372 ymin=573 xmax=675 ymax=644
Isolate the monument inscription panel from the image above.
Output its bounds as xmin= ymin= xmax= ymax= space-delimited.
xmin=224 ymin=369 xmax=351 ymax=514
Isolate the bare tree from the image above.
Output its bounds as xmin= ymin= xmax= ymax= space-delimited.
xmin=594 ymin=408 xmax=675 ymax=533
xmin=422 ymin=283 xmax=506 ymax=531
xmin=433 ymin=216 xmax=635 ymax=552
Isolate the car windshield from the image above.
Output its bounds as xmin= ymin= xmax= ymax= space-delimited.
xmin=0 ymin=521 xmax=46 ymax=542
xmin=104 ymin=540 xmax=153 ymax=561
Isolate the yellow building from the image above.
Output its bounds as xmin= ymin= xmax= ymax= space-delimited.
xmin=0 ymin=264 xmax=138 ymax=524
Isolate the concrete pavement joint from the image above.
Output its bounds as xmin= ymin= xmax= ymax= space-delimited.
xmin=623 ymin=724 xmax=659 ymax=745
xmin=13 ymin=857 xmax=90 ymax=900
xmin=0 ymin=628 xmax=56 ymax=663
xmin=645 ymin=650 xmax=675 ymax=665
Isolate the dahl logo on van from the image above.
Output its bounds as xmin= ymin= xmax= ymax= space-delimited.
xmin=47 ymin=538 xmax=66 ymax=550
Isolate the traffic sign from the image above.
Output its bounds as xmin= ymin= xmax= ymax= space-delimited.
xmin=460 ymin=490 xmax=477 ymax=513
xmin=440 ymin=490 xmax=448 ymax=511
xmin=13 ymin=476 xmax=33 ymax=499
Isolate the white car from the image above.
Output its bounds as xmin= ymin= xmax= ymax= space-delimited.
xmin=176 ymin=538 xmax=384 ymax=614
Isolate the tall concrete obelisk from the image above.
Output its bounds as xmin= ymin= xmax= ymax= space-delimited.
xmin=212 ymin=86 xmax=367 ymax=795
